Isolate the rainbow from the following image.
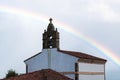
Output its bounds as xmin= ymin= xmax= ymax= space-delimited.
xmin=0 ymin=5 xmax=120 ymax=66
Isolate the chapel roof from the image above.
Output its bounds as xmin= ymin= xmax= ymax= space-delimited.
xmin=2 ymin=69 xmax=72 ymax=80
xmin=58 ymin=49 xmax=107 ymax=63
xmin=58 ymin=49 xmax=106 ymax=61
xmin=24 ymin=49 xmax=106 ymax=63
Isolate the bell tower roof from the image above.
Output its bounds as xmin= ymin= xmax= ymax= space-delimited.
xmin=47 ymin=18 xmax=55 ymax=31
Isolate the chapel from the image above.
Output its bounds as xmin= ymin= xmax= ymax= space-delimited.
xmin=24 ymin=18 xmax=107 ymax=80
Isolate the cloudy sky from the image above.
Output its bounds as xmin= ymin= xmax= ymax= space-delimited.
xmin=0 ymin=0 xmax=120 ymax=80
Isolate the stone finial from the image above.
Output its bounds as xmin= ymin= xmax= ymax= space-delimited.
xmin=49 ymin=18 xmax=52 ymax=23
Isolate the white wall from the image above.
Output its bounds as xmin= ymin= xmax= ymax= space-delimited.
xmin=78 ymin=63 xmax=104 ymax=72
xmin=25 ymin=50 xmax=48 ymax=72
xmin=78 ymin=62 xmax=105 ymax=80
xmin=25 ymin=48 xmax=79 ymax=79
xmin=79 ymin=75 xmax=104 ymax=80
xmin=25 ymin=48 xmax=106 ymax=80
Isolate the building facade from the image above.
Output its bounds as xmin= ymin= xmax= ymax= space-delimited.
xmin=24 ymin=18 xmax=107 ymax=80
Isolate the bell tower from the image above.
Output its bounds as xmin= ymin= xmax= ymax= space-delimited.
xmin=42 ymin=18 xmax=59 ymax=49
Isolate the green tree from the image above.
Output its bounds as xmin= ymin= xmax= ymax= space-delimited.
xmin=5 ymin=69 xmax=18 ymax=78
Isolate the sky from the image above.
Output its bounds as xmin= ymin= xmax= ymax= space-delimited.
xmin=0 ymin=0 xmax=120 ymax=80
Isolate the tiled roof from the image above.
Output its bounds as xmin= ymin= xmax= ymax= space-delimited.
xmin=2 ymin=69 xmax=73 ymax=80
xmin=58 ymin=49 xmax=106 ymax=62
xmin=24 ymin=49 xmax=106 ymax=62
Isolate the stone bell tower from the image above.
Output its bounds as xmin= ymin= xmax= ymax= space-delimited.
xmin=42 ymin=18 xmax=59 ymax=49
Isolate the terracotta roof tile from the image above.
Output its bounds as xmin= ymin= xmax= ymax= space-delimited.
xmin=2 ymin=69 xmax=73 ymax=80
xmin=58 ymin=49 xmax=107 ymax=62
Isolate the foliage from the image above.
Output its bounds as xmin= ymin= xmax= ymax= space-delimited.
xmin=5 ymin=69 xmax=18 ymax=78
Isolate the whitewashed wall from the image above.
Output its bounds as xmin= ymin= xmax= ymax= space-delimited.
xmin=79 ymin=75 xmax=104 ymax=80
xmin=25 ymin=50 xmax=48 ymax=72
xmin=78 ymin=62 xmax=105 ymax=80
xmin=25 ymin=48 xmax=78 ymax=79
xmin=25 ymin=48 xmax=106 ymax=80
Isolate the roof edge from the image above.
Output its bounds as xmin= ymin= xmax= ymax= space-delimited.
xmin=24 ymin=52 xmax=42 ymax=62
xmin=58 ymin=49 xmax=107 ymax=62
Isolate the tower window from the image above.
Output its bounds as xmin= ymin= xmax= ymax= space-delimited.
xmin=50 ymin=36 xmax=52 ymax=39
xmin=50 ymin=46 xmax=52 ymax=48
